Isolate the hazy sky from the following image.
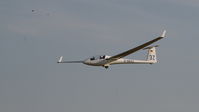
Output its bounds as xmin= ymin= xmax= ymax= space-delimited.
xmin=1 ymin=0 xmax=199 ymax=112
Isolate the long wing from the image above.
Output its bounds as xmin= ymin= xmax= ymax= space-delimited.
xmin=57 ymin=56 xmax=83 ymax=63
xmin=106 ymin=30 xmax=166 ymax=62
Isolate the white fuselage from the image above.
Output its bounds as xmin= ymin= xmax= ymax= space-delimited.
xmin=83 ymin=56 xmax=155 ymax=67
xmin=110 ymin=58 xmax=155 ymax=65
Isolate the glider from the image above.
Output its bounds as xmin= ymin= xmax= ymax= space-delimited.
xmin=57 ymin=30 xmax=166 ymax=69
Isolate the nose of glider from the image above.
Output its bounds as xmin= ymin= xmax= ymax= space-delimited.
xmin=83 ymin=59 xmax=91 ymax=65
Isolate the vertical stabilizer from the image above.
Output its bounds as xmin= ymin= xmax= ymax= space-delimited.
xmin=147 ymin=47 xmax=157 ymax=62
xmin=143 ymin=46 xmax=158 ymax=63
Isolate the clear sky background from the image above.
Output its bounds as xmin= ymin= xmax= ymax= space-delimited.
xmin=1 ymin=0 xmax=199 ymax=112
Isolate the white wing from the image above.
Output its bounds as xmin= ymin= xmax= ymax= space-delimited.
xmin=57 ymin=56 xmax=83 ymax=63
xmin=106 ymin=30 xmax=166 ymax=62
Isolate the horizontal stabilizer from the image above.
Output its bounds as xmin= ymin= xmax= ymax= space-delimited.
xmin=143 ymin=45 xmax=159 ymax=50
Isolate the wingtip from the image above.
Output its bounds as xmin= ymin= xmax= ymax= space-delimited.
xmin=160 ymin=30 xmax=166 ymax=37
xmin=58 ymin=56 xmax=63 ymax=63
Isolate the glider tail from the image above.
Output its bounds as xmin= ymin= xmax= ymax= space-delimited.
xmin=143 ymin=45 xmax=158 ymax=63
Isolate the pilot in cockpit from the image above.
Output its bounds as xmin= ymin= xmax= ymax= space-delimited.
xmin=100 ymin=55 xmax=106 ymax=59
xmin=90 ymin=57 xmax=95 ymax=60
xmin=90 ymin=55 xmax=106 ymax=60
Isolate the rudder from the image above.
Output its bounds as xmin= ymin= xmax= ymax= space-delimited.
xmin=144 ymin=45 xmax=158 ymax=63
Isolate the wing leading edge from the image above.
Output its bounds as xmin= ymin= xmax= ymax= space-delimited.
xmin=107 ymin=30 xmax=166 ymax=61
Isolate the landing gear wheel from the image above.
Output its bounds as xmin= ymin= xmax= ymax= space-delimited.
xmin=104 ymin=66 xmax=109 ymax=69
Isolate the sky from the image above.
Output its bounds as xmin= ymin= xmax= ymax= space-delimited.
xmin=1 ymin=0 xmax=199 ymax=112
